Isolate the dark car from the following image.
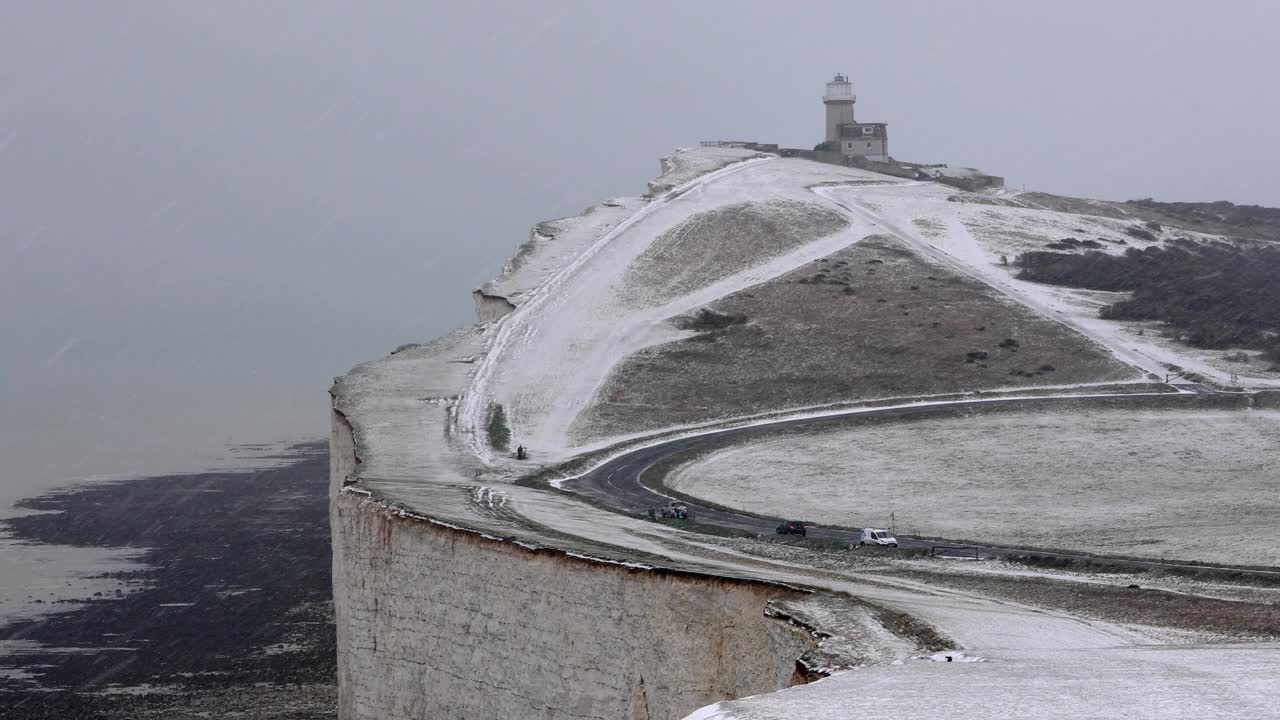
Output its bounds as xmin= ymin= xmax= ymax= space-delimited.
xmin=775 ymin=520 xmax=806 ymax=536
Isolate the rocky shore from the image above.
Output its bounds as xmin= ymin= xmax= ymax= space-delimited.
xmin=0 ymin=442 xmax=335 ymax=719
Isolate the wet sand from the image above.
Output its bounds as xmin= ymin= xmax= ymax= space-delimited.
xmin=0 ymin=442 xmax=335 ymax=718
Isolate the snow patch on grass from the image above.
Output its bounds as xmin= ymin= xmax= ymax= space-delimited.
xmin=669 ymin=408 xmax=1280 ymax=566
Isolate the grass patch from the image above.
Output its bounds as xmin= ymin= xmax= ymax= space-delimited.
xmin=619 ymin=200 xmax=848 ymax=306
xmin=903 ymin=568 xmax=1280 ymax=638
xmin=1004 ymin=552 xmax=1280 ymax=588
xmin=857 ymin=597 xmax=953 ymax=651
xmin=765 ymin=535 xmax=851 ymax=552
xmin=486 ymin=404 xmax=511 ymax=451
xmin=574 ymin=235 xmax=1141 ymax=441
xmin=675 ymin=309 xmax=748 ymax=331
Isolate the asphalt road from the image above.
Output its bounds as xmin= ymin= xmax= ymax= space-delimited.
xmin=560 ymin=391 xmax=1280 ymax=571
xmin=558 ymin=398 xmax=1061 ymax=554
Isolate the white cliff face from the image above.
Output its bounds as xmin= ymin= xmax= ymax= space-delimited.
xmin=332 ymin=491 xmax=814 ymax=720
xmin=471 ymin=289 xmax=516 ymax=323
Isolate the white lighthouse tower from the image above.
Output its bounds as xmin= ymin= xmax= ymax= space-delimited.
xmin=823 ymin=73 xmax=856 ymax=143
xmin=822 ymin=73 xmax=889 ymax=162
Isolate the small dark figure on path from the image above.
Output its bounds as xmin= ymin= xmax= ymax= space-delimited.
xmin=516 ymin=445 xmax=527 ymax=460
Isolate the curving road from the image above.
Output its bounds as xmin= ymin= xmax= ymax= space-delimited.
xmin=560 ymin=389 xmax=1280 ymax=573
xmin=562 ymin=394 xmax=1124 ymax=553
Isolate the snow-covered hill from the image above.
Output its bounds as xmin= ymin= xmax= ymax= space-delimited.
xmin=459 ymin=147 xmax=1279 ymax=468
xmin=331 ymin=146 xmax=1280 ymax=720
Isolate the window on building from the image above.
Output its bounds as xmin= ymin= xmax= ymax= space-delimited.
xmin=847 ymin=142 xmax=853 ymax=149
xmin=862 ymin=126 xmax=874 ymax=135
xmin=866 ymin=142 xmax=872 ymax=148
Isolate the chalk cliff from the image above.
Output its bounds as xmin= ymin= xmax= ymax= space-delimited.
xmin=333 ymin=491 xmax=813 ymax=720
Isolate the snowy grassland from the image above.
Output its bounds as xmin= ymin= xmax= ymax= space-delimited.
xmin=649 ymin=146 xmax=762 ymax=193
xmin=464 ymin=147 xmax=1280 ymax=468
xmin=685 ymin=643 xmax=1280 ymax=720
xmin=477 ymin=148 xmax=758 ymax=307
xmin=668 ymin=408 xmax=1280 ymax=566
xmin=461 ymin=157 xmax=896 ymax=463
xmin=616 ymin=200 xmax=848 ymax=306
xmin=822 ymin=181 xmax=1279 ymax=387
xmin=332 ymin=328 xmax=485 ymax=482
xmin=571 ymin=234 xmax=1138 ymax=442
xmin=477 ymin=198 xmax=644 ymax=308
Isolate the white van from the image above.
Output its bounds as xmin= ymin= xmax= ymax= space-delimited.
xmin=859 ymin=528 xmax=898 ymax=547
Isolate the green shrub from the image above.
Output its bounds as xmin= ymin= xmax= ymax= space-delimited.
xmin=487 ymin=404 xmax=511 ymax=451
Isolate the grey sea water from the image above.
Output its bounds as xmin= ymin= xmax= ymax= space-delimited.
xmin=0 ymin=2 xmax=654 ymax=626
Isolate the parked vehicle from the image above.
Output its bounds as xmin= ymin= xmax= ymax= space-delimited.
xmin=775 ymin=520 xmax=807 ymax=536
xmin=859 ymin=528 xmax=897 ymax=547
xmin=658 ymin=502 xmax=690 ymax=520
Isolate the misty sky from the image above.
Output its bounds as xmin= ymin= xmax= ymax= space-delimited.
xmin=2 ymin=1 xmax=1277 ymax=500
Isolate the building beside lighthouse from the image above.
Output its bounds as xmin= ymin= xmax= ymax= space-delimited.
xmin=823 ymin=73 xmax=889 ymax=162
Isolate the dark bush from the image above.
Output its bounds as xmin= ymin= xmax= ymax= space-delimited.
xmin=486 ymin=405 xmax=511 ymax=451
xmin=966 ymin=351 xmax=990 ymax=361
xmin=1016 ymin=244 xmax=1280 ymax=355
xmin=1126 ymin=226 xmax=1158 ymax=242
xmin=1129 ymin=198 xmax=1280 ymax=237
xmin=998 ymin=338 xmax=1020 ymax=349
xmin=676 ymin=309 xmax=748 ymax=331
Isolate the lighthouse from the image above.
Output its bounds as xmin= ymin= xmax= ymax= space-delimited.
xmin=822 ymin=73 xmax=889 ymax=163
xmin=823 ymin=73 xmax=856 ymax=143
